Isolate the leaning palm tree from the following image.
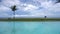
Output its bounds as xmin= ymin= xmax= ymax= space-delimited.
xmin=11 ymin=5 xmax=17 ymax=19
xmin=10 ymin=5 xmax=17 ymax=34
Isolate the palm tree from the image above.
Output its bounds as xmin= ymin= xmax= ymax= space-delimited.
xmin=11 ymin=5 xmax=17 ymax=19
xmin=10 ymin=5 xmax=17 ymax=34
xmin=44 ymin=16 xmax=47 ymax=18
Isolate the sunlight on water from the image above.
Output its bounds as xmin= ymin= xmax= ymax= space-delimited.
xmin=0 ymin=21 xmax=60 ymax=34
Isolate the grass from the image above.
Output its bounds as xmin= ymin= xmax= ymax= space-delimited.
xmin=0 ymin=18 xmax=60 ymax=21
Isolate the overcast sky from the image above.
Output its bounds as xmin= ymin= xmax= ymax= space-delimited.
xmin=0 ymin=0 xmax=60 ymax=18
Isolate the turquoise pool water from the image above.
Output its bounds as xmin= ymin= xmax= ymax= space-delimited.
xmin=0 ymin=21 xmax=60 ymax=34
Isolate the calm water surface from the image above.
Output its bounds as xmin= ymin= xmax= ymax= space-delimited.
xmin=0 ymin=21 xmax=60 ymax=34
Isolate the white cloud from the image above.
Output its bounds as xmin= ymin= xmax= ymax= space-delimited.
xmin=33 ymin=0 xmax=57 ymax=3
xmin=41 ymin=1 xmax=53 ymax=8
xmin=50 ymin=3 xmax=60 ymax=12
xmin=0 ymin=0 xmax=60 ymax=18
xmin=0 ymin=5 xmax=10 ymax=12
xmin=17 ymin=3 xmax=39 ymax=11
xmin=1 ymin=0 xmax=20 ymax=7
xmin=15 ymin=15 xmax=37 ymax=18
xmin=23 ymin=4 xmax=39 ymax=11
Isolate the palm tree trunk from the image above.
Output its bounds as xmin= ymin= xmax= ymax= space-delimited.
xmin=12 ymin=11 xmax=15 ymax=34
xmin=13 ymin=11 xmax=15 ymax=19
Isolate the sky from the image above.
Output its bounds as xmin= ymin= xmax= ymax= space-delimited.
xmin=0 ymin=0 xmax=60 ymax=18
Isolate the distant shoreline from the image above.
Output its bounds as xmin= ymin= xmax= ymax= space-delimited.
xmin=0 ymin=18 xmax=60 ymax=21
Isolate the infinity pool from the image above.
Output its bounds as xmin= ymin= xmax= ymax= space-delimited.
xmin=0 ymin=21 xmax=60 ymax=34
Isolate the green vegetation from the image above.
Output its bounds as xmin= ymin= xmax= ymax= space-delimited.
xmin=0 ymin=18 xmax=60 ymax=21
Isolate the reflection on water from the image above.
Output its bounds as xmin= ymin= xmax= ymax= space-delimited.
xmin=0 ymin=21 xmax=60 ymax=34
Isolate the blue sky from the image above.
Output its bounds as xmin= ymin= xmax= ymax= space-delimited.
xmin=0 ymin=0 xmax=60 ymax=18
